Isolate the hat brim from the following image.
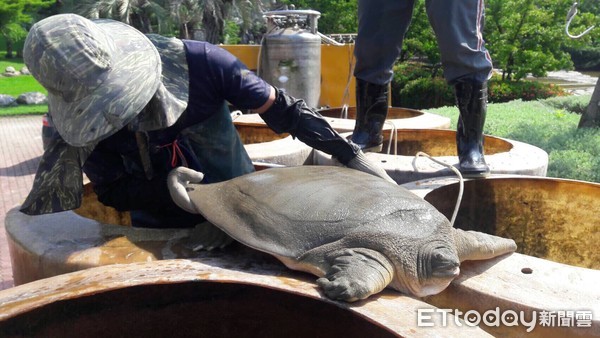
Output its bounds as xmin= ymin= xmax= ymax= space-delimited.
xmin=49 ymin=19 xmax=161 ymax=147
xmin=128 ymin=34 xmax=189 ymax=132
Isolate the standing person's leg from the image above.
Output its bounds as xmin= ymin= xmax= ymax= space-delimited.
xmin=426 ymin=0 xmax=493 ymax=177
xmin=353 ymin=0 xmax=415 ymax=152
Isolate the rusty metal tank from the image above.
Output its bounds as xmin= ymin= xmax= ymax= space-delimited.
xmin=403 ymin=175 xmax=600 ymax=270
xmin=259 ymin=9 xmax=322 ymax=107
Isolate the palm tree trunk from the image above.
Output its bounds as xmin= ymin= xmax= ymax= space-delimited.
xmin=201 ymin=0 xmax=232 ymax=44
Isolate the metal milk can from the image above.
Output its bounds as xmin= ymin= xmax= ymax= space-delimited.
xmin=259 ymin=9 xmax=322 ymax=107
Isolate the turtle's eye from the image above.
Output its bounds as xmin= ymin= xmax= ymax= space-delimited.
xmin=430 ymin=247 xmax=460 ymax=278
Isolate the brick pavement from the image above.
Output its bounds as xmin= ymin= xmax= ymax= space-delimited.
xmin=0 ymin=115 xmax=44 ymax=290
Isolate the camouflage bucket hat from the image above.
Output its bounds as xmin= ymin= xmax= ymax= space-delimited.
xmin=128 ymin=34 xmax=189 ymax=132
xmin=23 ymin=14 xmax=162 ymax=147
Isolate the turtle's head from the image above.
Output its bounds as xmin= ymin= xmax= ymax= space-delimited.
xmin=390 ymin=241 xmax=460 ymax=297
xmin=430 ymin=246 xmax=460 ymax=279
xmin=416 ymin=243 xmax=460 ymax=297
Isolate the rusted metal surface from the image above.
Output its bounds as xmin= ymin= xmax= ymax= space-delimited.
xmin=406 ymin=176 xmax=600 ymax=269
xmin=319 ymin=106 xmax=422 ymax=120
xmin=232 ymin=116 xmax=313 ymax=166
xmin=235 ymin=122 xmax=288 ymax=144
xmin=74 ymin=183 xmax=131 ymax=226
xmin=0 ymin=255 xmax=491 ymax=337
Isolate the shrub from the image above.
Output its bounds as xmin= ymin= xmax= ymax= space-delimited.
xmin=549 ymin=141 xmax=600 ymax=183
xmin=391 ymin=62 xmax=433 ymax=91
xmin=540 ymin=95 xmax=590 ymax=115
xmin=565 ymin=46 xmax=600 ymax=71
xmin=391 ymin=62 xmax=439 ymax=107
xmin=390 ymin=62 xmax=566 ymax=109
xmin=396 ymin=77 xmax=454 ymax=109
xmin=488 ymin=77 xmax=565 ymax=103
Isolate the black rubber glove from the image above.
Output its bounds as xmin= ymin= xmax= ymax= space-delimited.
xmin=259 ymin=88 xmax=359 ymax=165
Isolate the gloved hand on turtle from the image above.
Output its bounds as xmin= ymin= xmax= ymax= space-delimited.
xmin=259 ymin=87 xmax=395 ymax=184
xmin=166 ymin=167 xmax=232 ymax=251
xmin=343 ymin=150 xmax=394 ymax=183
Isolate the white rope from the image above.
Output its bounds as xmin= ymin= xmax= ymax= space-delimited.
xmin=412 ymin=152 xmax=464 ymax=227
xmin=383 ymin=120 xmax=398 ymax=155
xmin=340 ymin=104 xmax=349 ymax=119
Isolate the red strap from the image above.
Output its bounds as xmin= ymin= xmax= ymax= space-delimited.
xmin=158 ymin=140 xmax=188 ymax=168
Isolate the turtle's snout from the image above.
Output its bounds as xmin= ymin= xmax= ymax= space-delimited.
xmin=430 ymin=248 xmax=460 ymax=278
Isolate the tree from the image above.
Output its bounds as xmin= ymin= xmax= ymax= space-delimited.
xmin=198 ymin=0 xmax=233 ymax=43
xmin=227 ymin=0 xmax=270 ymax=44
xmin=566 ymin=1 xmax=600 ymax=128
xmin=402 ymin=0 xmax=439 ymax=64
xmin=280 ymin=0 xmax=358 ymax=34
xmin=170 ymin=0 xmax=203 ymax=39
xmin=0 ymin=0 xmax=54 ymax=58
xmin=197 ymin=0 xmax=277 ymax=44
xmin=75 ymin=0 xmax=168 ymax=34
xmin=485 ymin=0 xmax=586 ymax=81
xmin=72 ymin=0 xmax=263 ymax=43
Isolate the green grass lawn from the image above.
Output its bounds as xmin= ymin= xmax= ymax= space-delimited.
xmin=0 ymin=75 xmax=47 ymax=96
xmin=0 ymin=104 xmax=48 ymax=115
xmin=0 ymin=54 xmax=48 ymax=115
xmin=0 ymin=55 xmax=25 ymax=73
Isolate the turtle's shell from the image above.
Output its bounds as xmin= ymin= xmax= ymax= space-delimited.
xmin=186 ymin=166 xmax=450 ymax=259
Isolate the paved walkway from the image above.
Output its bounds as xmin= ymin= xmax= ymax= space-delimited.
xmin=0 ymin=115 xmax=44 ymax=290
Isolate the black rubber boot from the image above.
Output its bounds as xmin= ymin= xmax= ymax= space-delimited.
xmin=455 ymin=80 xmax=490 ymax=177
xmin=351 ymin=79 xmax=389 ymax=152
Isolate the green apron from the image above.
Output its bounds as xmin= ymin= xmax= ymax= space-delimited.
xmin=179 ymin=103 xmax=255 ymax=183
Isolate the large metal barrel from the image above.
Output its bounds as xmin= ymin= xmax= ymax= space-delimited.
xmin=260 ymin=9 xmax=322 ymax=107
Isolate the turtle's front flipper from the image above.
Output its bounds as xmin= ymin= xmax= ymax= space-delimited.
xmin=453 ymin=228 xmax=517 ymax=262
xmin=315 ymin=248 xmax=394 ymax=302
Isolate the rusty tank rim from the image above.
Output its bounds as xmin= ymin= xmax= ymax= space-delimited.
xmin=317 ymin=106 xmax=451 ymax=132
xmin=0 ymin=255 xmax=491 ymax=337
xmin=313 ymin=130 xmax=548 ymax=184
xmin=234 ymin=109 xmax=451 ymax=135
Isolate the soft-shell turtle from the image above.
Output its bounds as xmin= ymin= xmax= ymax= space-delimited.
xmin=169 ymin=166 xmax=516 ymax=302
